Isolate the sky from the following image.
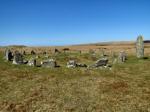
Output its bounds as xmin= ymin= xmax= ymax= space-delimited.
xmin=0 ymin=0 xmax=150 ymax=46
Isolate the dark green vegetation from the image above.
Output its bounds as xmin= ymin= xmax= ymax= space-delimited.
xmin=0 ymin=52 xmax=150 ymax=112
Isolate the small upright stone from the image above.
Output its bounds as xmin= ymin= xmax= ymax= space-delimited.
xmin=118 ymin=51 xmax=126 ymax=63
xmin=67 ymin=60 xmax=77 ymax=68
xmin=28 ymin=58 xmax=36 ymax=67
xmin=136 ymin=35 xmax=144 ymax=58
xmin=13 ymin=51 xmax=24 ymax=64
xmin=5 ymin=49 xmax=13 ymax=61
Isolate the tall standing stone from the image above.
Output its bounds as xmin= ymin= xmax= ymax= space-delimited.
xmin=136 ymin=35 xmax=144 ymax=58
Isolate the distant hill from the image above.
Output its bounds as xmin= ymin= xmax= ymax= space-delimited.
xmin=144 ymin=40 xmax=150 ymax=43
xmin=1 ymin=40 xmax=150 ymax=48
xmin=72 ymin=41 xmax=135 ymax=46
xmin=5 ymin=45 xmax=27 ymax=48
xmin=72 ymin=40 xmax=150 ymax=46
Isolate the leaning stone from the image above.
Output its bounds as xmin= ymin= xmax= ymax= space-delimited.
xmin=89 ymin=57 xmax=108 ymax=68
xmin=95 ymin=58 xmax=108 ymax=67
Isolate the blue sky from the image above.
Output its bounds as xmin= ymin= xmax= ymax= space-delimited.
xmin=0 ymin=0 xmax=150 ymax=46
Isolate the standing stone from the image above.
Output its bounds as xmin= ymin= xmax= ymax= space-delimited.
xmin=5 ymin=49 xmax=13 ymax=61
xmin=118 ymin=51 xmax=126 ymax=63
xmin=67 ymin=60 xmax=77 ymax=68
xmin=136 ymin=35 xmax=144 ymax=58
xmin=28 ymin=58 xmax=36 ymax=67
xmin=13 ymin=51 xmax=23 ymax=64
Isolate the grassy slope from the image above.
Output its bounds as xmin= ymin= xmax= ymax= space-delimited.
xmin=0 ymin=52 xmax=150 ymax=112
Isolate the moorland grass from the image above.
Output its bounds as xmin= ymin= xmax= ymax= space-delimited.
xmin=0 ymin=52 xmax=150 ymax=112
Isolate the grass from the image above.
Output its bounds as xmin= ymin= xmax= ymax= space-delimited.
xmin=0 ymin=51 xmax=150 ymax=112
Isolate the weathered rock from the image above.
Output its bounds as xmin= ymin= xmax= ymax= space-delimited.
xmin=67 ymin=60 xmax=77 ymax=68
xmin=76 ymin=63 xmax=87 ymax=67
xmin=95 ymin=58 xmax=108 ymax=67
xmin=41 ymin=59 xmax=57 ymax=68
xmin=12 ymin=51 xmax=24 ymax=64
xmin=28 ymin=58 xmax=36 ymax=67
xmin=136 ymin=35 xmax=144 ymax=58
xmin=67 ymin=60 xmax=87 ymax=68
xmin=4 ymin=49 xmax=13 ymax=61
xmin=90 ymin=57 xmax=108 ymax=68
xmin=118 ymin=51 xmax=126 ymax=63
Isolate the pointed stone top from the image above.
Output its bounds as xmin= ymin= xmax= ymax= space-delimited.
xmin=137 ymin=35 xmax=144 ymax=41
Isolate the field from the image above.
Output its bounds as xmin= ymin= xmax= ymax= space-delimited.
xmin=0 ymin=42 xmax=150 ymax=112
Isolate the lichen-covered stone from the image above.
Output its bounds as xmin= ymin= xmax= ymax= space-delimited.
xmin=136 ymin=35 xmax=144 ymax=58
